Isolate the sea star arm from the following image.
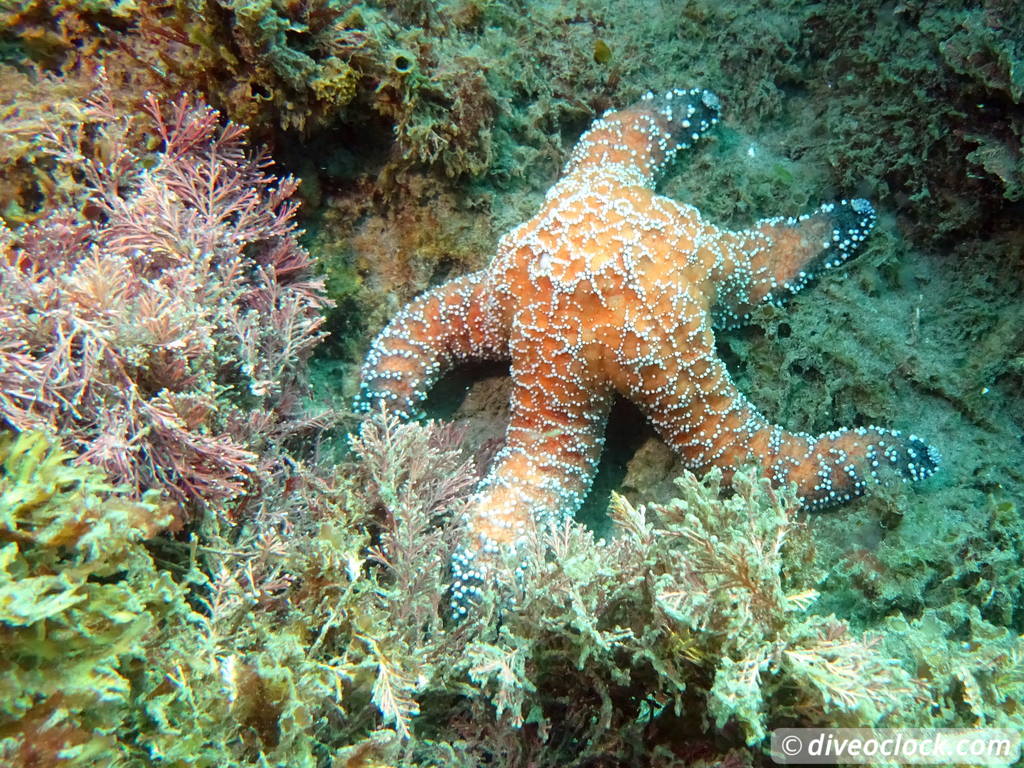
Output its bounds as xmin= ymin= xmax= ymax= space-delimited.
xmin=564 ymin=88 xmax=720 ymax=186
xmin=355 ymin=270 xmax=509 ymax=417
xmin=619 ymin=310 xmax=939 ymax=509
xmin=449 ymin=317 xmax=613 ymax=614
xmin=707 ymin=198 xmax=878 ymax=328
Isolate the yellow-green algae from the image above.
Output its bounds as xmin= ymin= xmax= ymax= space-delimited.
xmin=0 ymin=430 xmax=177 ymax=765
xmin=3 ymin=417 xmax=1021 ymax=766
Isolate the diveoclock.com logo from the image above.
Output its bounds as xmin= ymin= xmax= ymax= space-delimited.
xmin=770 ymin=728 xmax=1020 ymax=765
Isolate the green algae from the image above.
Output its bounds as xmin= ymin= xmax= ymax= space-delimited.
xmin=1 ymin=418 xmax=1021 ymax=765
xmin=0 ymin=430 xmax=180 ymax=766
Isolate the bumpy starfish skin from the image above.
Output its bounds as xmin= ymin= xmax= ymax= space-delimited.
xmin=356 ymin=88 xmax=940 ymax=613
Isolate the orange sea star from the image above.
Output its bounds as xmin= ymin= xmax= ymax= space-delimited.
xmin=356 ymin=88 xmax=940 ymax=613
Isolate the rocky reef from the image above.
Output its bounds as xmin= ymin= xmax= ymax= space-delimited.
xmin=1 ymin=0 xmax=1022 ymax=765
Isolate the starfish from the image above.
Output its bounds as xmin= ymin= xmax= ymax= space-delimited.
xmin=356 ymin=88 xmax=940 ymax=613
